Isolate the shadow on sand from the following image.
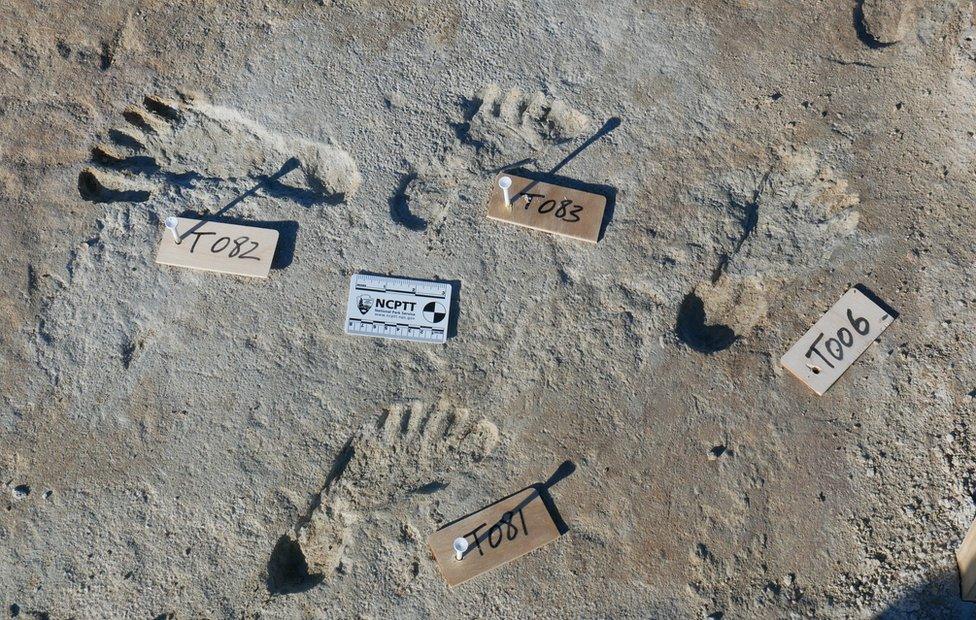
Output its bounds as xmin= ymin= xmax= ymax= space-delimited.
xmin=875 ymin=566 xmax=975 ymax=618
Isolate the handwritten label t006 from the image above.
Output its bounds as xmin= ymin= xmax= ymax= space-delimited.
xmin=780 ymin=288 xmax=894 ymax=395
xmin=956 ymin=517 xmax=976 ymax=601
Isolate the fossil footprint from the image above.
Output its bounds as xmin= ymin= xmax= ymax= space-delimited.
xmin=391 ymin=84 xmax=591 ymax=231
xmin=78 ymin=93 xmax=361 ymax=203
xmin=465 ymin=83 xmax=590 ymax=156
xmin=678 ymin=149 xmax=861 ymax=352
xmin=267 ymin=401 xmax=498 ymax=592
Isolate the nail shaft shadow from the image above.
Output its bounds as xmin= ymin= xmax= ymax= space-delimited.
xmin=176 ymin=157 xmax=301 ymax=241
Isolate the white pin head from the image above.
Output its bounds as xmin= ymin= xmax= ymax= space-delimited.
xmin=453 ymin=536 xmax=469 ymax=561
xmin=498 ymin=176 xmax=513 ymax=208
xmin=164 ymin=216 xmax=180 ymax=242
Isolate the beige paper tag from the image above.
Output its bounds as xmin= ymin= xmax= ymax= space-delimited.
xmin=486 ymin=173 xmax=606 ymax=242
xmin=155 ymin=217 xmax=279 ymax=278
xmin=957 ymin=518 xmax=976 ymax=601
xmin=428 ymin=486 xmax=560 ymax=587
xmin=780 ymin=288 xmax=894 ymax=395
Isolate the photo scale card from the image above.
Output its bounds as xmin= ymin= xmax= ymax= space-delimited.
xmin=344 ymin=274 xmax=453 ymax=344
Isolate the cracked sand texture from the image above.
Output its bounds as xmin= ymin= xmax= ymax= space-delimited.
xmin=1 ymin=0 xmax=976 ymax=617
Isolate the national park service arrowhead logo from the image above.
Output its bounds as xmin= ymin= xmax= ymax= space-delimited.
xmin=357 ymin=295 xmax=373 ymax=315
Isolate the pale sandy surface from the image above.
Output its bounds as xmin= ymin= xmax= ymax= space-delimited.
xmin=2 ymin=1 xmax=976 ymax=618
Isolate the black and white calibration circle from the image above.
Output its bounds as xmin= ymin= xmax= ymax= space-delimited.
xmin=423 ymin=301 xmax=447 ymax=323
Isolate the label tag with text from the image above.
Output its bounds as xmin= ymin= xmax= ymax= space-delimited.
xmin=781 ymin=288 xmax=895 ymax=395
xmin=428 ymin=486 xmax=560 ymax=587
xmin=155 ymin=217 xmax=278 ymax=278
xmin=486 ymin=173 xmax=606 ymax=242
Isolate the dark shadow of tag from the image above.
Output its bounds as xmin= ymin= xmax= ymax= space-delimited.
xmin=853 ymin=284 xmax=899 ymax=320
xmin=435 ymin=460 xmax=576 ymax=536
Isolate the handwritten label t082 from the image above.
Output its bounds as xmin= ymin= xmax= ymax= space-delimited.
xmin=155 ymin=217 xmax=278 ymax=278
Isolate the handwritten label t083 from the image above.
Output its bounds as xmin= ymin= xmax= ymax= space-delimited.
xmin=486 ymin=173 xmax=606 ymax=243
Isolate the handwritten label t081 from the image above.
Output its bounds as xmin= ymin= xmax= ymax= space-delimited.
xmin=428 ymin=486 xmax=560 ymax=587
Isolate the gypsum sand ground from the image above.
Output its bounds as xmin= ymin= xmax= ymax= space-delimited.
xmin=1 ymin=0 xmax=976 ymax=617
